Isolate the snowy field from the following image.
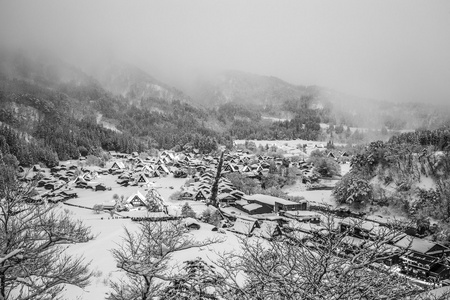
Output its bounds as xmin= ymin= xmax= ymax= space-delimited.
xmin=59 ymin=172 xmax=242 ymax=299
xmin=234 ymin=139 xmax=348 ymax=156
xmin=235 ymin=138 xmax=328 ymax=150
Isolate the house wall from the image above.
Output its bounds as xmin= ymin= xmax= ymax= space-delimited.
xmin=274 ymin=202 xmax=307 ymax=212
xmin=130 ymin=197 xmax=145 ymax=206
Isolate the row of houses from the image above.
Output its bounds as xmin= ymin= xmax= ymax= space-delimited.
xmin=18 ymin=163 xmax=97 ymax=203
xmin=106 ymin=149 xmax=450 ymax=284
xmin=179 ymin=171 xmax=244 ymax=203
xmin=338 ymin=217 xmax=450 ymax=282
xmin=230 ymin=214 xmax=450 ymax=283
xmin=26 ymin=189 xmax=78 ymax=204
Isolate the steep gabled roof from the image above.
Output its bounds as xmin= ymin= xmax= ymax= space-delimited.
xmin=253 ymin=221 xmax=281 ymax=239
xmin=195 ymin=189 xmax=211 ymax=200
xmin=141 ymin=165 xmax=155 ymax=173
xmin=241 ymin=165 xmax=252 ymax=173
xmin=229 ymin=217 xmax=258 ymax=236
xmin=126 ymin=190 xmax=146 ymax=206
xmin=111 ymin=161 xmax=126 ymax=169
xmin=134 ymin=173 xmax=150 ymax=184
xmin=156 ymin=164 xmax=170 ymax=173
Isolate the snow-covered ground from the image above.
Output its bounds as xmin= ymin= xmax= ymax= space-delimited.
xmin=234 ymin=139 xmax=347 ymax=152
xmin=59 ymin=172 xmax=243 ymax=299
xmin=58 ymin=158 xmax=352 ymax=299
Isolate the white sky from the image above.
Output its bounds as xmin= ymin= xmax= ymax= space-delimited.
xmin=1 ymin=0 xmax=450 ymax=103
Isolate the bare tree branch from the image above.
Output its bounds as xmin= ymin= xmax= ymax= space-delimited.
xmin=0 ymin=168 xmax=93 ymax=300
xmin=108 ymin=219 xmax=222 ymax=300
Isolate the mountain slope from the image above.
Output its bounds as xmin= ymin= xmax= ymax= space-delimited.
xmin=88 ymin=60 xmax=191 ymax=103
xmin=187 ymin=70 xmax=309 ymax=107
xmin=182 ymin=68 xmax=450 ymax=130
xmin=0 ymin=48 xmax=230 ymax=167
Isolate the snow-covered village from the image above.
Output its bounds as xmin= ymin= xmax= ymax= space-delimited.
xmin=3 ymin=1 xmax=450 ymax=299
xmin=0 ymin=140 xmax=445 ymax=299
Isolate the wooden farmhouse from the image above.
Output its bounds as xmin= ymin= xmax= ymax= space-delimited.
xmin=195 ymin=189 xmax=210 ymax=201
xmin=179 ymin=190 xmax=196 ymax=201
xmin=133 ymin=173 xmax=150 ymax=185
xmin=240 ymin=194 xmax=309 ymax=214
xmin=110 ymin=161 xmax=126 ymax=171
xmin=156 ymin=164 xmax=170 ymax=175
xmin=228 ymin=217 xmax=259 ymax=236
xmin=126 ymin=191 xmax=147 ymax=207
xmin=253 ymin=221 xmax=282 ymax=240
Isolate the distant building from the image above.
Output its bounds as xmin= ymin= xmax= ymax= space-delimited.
xmin=126 ymin=191 xmax=147 ymax=207
xmin=243 ymin=194 xmax=308 ymax=213
xmin=110 ymin=161 xmax=126 ymax=170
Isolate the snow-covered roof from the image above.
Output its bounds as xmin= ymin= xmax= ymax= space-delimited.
xmin=111 ymin=161 xmax=125 ymax=169
xmin=180 ymin=190 xmax=195 ymax=197
xmin=235 ymin=199 xmax=248 ymax=206
xmin=218 ymin=193 xmax=237 ymax=201
xmin=286 ymin=220 xmax=324 ymax=233
xmin=284 ymin=230 xmax=311 ymax=242
xmin=394 ymin=236 xmax=447 ymax=254
xmin=157 ymin=164 xmax=170 ymax=173
xmin=183 ymin=217 xmax=200 ymax=227
xmin=243 ymin=203 xmax=262 ymax=211
xmin=134 ymin=173 xmax=150 ymax=183
xmin=244 ymin=194 xmax=299 ymax=206
xmin=126 ymin=191 xmax=146 ymax=205
xmin=229 ymin=218 xmax=257 ymax=236
xmin=253 ymin=221 xmax=280 ymax=239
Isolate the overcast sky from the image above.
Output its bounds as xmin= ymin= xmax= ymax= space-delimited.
xmin=1 ymin=0 xmax=450 ymax=103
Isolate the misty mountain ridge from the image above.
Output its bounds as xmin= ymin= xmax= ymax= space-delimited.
xmin=1 ymin=46 xmax=449 ymax=134
xmin=185 ymin=69 xmax=309 ymax=107
xmin=0 ymin=47 xmax=102 ymax=89
xmin=87 ymin=59 xmax=192 ymax=104
xmin=178 ymin=68 xmax=450 ymax=130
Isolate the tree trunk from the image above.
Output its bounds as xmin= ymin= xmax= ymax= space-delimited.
xmin=210 ymin=152 xmax=224 ymax=207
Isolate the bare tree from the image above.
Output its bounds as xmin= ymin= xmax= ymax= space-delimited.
xmin=108 ymin=220 xmax=221 ymax=300
xmin=214 ymin=216 xmax=425 ymax=300
xmin=0 ymin=166 xmax=93 ymax=300
xmin=160 ymin=257 xmax=225 ymax=300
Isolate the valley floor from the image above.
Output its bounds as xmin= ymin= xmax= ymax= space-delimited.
xmin=54 ymin=158 xmax=401 ymax=299
xmin=60 ymin=169 xmax=241 ymax=299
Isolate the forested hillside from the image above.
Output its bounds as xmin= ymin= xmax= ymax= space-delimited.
xmin=180 ymin=69 xmax=450 ymax=131
xmin=2 ymin=47 xmax=450 ymax=169
xmin=0 ymin=49 xmax=230 ymax=166
xmin=334 ymin=128 xmax=450 ymax=242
